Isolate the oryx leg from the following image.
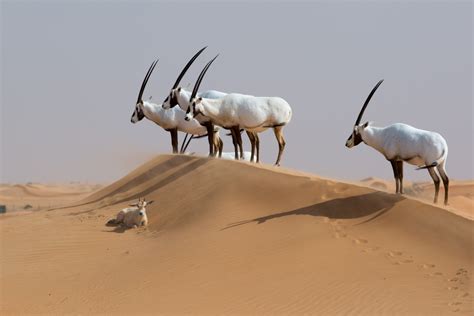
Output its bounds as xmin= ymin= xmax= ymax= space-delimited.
xmin=255 ymin=132 xmax=260 ymax=163
xmin=213 ymin=133 xmax=223 ymax=158
xmin=235 ymin=127 xmax=244 ymax=159
xmin=170 ymin=128 xmax=178 ymax=154
xmin=205 ymin=123 xmax=215 ymax=157
xmin=273 ymin=126 xmax=286 ymax=166
xmin=427 ymin=167 xmax=441 ymax=204
xmin=396 ymin=161 xmax=404 ymax=194
xmin=246 ymin=131 xmax=256 ymax=162
xmin=389 ymin=160 xmax=400 ymax=194
xmin=230 ymin=127 xmax=239 ymax=160
xmin=436 ymin=162 xmax=449 ymax=205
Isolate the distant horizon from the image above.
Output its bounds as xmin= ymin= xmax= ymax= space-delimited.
xmin=1 ymin=1 xmax=472 ymax=183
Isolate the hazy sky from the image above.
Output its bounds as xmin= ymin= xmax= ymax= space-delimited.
xmin=1 ymin=0 xmax=472 ymax=183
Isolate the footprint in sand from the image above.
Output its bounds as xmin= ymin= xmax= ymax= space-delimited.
xmin=334 ymin=232 xmax=347 ymax=239
xmin=447 ymin=286 xmax=459 ymax=291
xmin=399 ymin=259 xmax=414 ymax=264
xmin=352 ymin=238 xmax=368 ymax=245
xmin=362 ymin=246 xmax=380 ymax=253
xmin=421 ymin=263 xmax=436 ymax=269
xmin=387 ymin=251 xmax=403 ymax=257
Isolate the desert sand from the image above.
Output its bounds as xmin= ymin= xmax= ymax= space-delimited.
xmin=1 ymin=155 xmax=473 ymax=314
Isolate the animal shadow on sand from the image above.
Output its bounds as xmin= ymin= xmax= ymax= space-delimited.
xmin=104 ymin=221 xmax=134 ymax=234
xmin=223 ymin=192 xmax=403 ymax=230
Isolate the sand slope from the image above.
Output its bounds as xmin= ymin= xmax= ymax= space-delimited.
xmin=1 ymin=155 xmax=472 ymax=315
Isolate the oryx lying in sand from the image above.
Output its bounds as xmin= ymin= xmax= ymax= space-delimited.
xmin=345 ymin=80 xmax=450 ymax=205
xmin=107 ymin=198 xmax=153 ymax=228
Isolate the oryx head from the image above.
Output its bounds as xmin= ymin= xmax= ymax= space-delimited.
xmin=162 ymin=46 xmax=207 ymax=109
xmin=185 ymin=55 xmax=219 ymax=121
xmin=130 ymin=197 xmax=154 ymax=211
xmin=131 ymin=59 xmax=158 ymax=123
xmin=345 ymin=79 xmax=384 ymax=148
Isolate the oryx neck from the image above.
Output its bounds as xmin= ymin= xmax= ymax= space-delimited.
xmin=176 ymin=89 xmax=192 ymax=110
xmin=360 ymin=125 xmax=385 ymax=153
xmin=142 ymin=100 xmax=161 ymax=119
xmin=199 ymin=98 xmax=222 ymax=119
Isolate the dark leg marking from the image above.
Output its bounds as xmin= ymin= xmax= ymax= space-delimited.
xmin=230 ymin=127 xmax=239 ymax=160
xmin=235 ymin=127 xmax=244 ymax=159
xmin=396 ymin=161 xmax=404 ymax=194
xmin=437 ymin=165 xmax=449 ymax=205
xmin=255 ymin=133 xmax=260 ymax=163
xmin=273 ymin=126 xmax=286 ymax=166
xmin=427 ymin=167 xmax=440 ymax=204
xmin=205 ymin=123 xmax=215 ymax=157
xmin=390 ymin=160 xmax=400 ymax=194
xmin=170 ymin=128 xmax=178 ymax=154
xmin=246 ymin=131 xmax=255 ymax=162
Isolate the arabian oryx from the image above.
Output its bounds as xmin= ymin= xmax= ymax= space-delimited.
xmin=161 ymin=47 xmax=227 ymax=157
xmin=131 ymin=59 xmax=223 ymax=154
xmin=345 ymin=80 xmax=450 ymax=205
xmin=107 ymin=197 xmax=153 ymax=228
xmin=185 ymin=56 xmax=293 ymax=166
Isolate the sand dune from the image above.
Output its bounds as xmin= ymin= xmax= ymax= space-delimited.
xmin=1 ymin=155 xmax=472 ymax=315
xmin=0 ymin=183 xmax=101 ymax=215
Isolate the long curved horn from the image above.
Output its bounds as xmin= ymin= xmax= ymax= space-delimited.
xmin=172 ymin=47 xmax=207 ymax=90
xmin=190 ymin=55 xmax=219 ymax=101
xmin=137 ymin=59 xmax=159 ymax=103
xmin=354 ymin=79 xmax=384 ymax=126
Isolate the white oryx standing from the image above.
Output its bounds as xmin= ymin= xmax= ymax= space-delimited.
xmin=185 ymin=56 xmax=293 ymax=166
xmin=131 ymin=59 xmax=222 ymax=154
xmin=345 ymin=80 xmax=450 ymax=205
xmin=161 ymin=47 xmax=227 ymax=157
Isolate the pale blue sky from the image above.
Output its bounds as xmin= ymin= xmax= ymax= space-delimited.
xmin=1 ymin=0 xmax=472 ymax=183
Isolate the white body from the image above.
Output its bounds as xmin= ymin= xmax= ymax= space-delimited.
xmin=115 ymin=207 xmax=148 ymax=228
xmin=163 ymin=88 xmax=227 ymax=125
xmin=133 ymin=100 xmax=211 ymax=136
xmin=353 ymin=123 xmax=448 ymax=167
xmin=189 ymin=93 xmax=293 ymax=132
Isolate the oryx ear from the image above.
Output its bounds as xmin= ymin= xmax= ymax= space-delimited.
xmin=129 ymin=203 xmax=139 ymax=207
xmin=198 ymin=97 xmax=202 ymax=101
xmin=362 ymin=121 xmax=370 ymax=128
xmin=177 ymin=87 xmax=182 ymax=92
xmin=147 ymin=200 xmax=154 ymax=205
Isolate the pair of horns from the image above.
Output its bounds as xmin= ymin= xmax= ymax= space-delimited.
xmin=137 ymin=59 xmax=159 ymax=104
xmin=190 ymin=55 xmax=219 ymax=102
xmin=354 ymin=79 xmax=384 ymax=126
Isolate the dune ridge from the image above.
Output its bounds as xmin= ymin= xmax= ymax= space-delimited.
xmin=1 ymin=155 xmax=472 ymax=314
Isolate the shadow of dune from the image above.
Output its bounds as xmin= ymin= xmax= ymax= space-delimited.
xmin=109 ymin=158 xmax=209 ymax=206
xmin=223 ymin=192 xmax=403 ymax=230
xmin=48 ymin=155 xmax=196 ymax=212
xmin=66 ymin=158 xmax=209 ymax=216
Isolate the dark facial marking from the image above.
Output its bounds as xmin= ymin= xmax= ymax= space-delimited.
xmin=353 ymin=131 xmax=363 ymax=146
xmin=134 ymin=105 xmax=145 ymax=121
xmin=170 ymin=91 xmax=179 ymax=107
